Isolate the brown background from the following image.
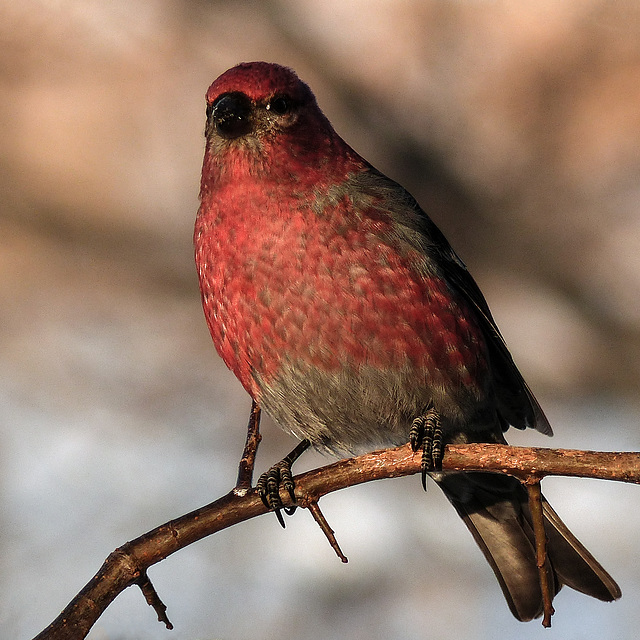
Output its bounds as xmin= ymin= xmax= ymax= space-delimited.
xmin=1 ymin=1 xmax=639 ymax=638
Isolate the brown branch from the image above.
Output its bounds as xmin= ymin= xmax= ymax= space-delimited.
xmin=33 ymin=444 xmax=640 ymax=640
xmin=525 ymin=480 xmax=555 ymax=627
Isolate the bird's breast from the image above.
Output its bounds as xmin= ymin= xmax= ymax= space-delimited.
xmin=195 ymin=186 xmax=489 ymax=406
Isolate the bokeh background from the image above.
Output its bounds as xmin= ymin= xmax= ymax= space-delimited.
xmin=2 ymin=1 xmax=640 ymax=639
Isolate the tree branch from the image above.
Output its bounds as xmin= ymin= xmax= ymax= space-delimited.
xmin=33 ymin=443 xmax=640 ymax=640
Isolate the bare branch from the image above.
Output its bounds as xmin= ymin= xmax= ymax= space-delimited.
xmin=32 ymin=443 xmax=640 ymax=640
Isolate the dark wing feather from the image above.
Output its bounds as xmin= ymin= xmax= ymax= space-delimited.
xmin=436 ymin=237 xmax=553 ymax=435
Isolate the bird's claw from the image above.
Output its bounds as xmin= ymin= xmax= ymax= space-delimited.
xmin=255 ymin=440 xmax=310 ymax=527
xmin=410 ymin=406 xmax=444 ymax=489
xmin=256 ymin=460 xmax=298 ymax=527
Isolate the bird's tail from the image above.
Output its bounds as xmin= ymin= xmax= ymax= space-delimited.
xmin=435 ymin=472 xmax=621 ymax=621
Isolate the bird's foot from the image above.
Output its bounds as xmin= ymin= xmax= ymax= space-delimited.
xmin=256 ymin=439 xmax=310 ymax=527
xmin=409 ymin=406 xmax=444 ymax=489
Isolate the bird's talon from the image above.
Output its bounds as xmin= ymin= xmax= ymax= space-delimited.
xmin=409 ymin=415 xmax=425 ymax=452
xmin=255 ymin=440 xmax=311 ymax=524
xmin=256 ymin=473 xmax=271 ymax=509
xmin=267 ymin=475 xmax=283 ymax=508
xmin=259 ymin=492 xmax=271 ymax=510
xmin=281 ymin=471 xmax=296 ymax=503
xmin=421 ymin=466 xmax=428 ymax=492
xmin=411 ymin=406 xmax=444 ymax=486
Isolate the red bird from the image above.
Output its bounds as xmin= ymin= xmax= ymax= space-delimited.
xmin=194 ymin=61 xmax=620 ymax=621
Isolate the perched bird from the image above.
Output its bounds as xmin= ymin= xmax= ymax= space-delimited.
xmin=194 ymin=61 xmax=620 ymax=621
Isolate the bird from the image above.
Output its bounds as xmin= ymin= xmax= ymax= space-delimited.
xmin=194 ymin=61 xmax=621 ymax=622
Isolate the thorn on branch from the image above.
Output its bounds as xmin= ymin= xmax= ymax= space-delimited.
xmin=525 ymin=479 xmax=555 ymax=628
xmin=136 ymin=570 xmax=173 ymax=630
xmin=304 ymin=499 xmax=348 ymax=563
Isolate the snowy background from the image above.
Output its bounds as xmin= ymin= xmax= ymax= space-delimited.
xmin=1 ymin=1 xmax=640 ymax=639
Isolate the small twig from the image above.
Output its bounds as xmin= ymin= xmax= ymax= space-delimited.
xmin=136 ymin=570 xmax=173 ymax=630
xmin=235 ymin=401 xmax=262 ymax=493
xmin=304 ymin=499 xmax=348 ymax=563
xmin=525 ymin=479 xmax=555 ymax=627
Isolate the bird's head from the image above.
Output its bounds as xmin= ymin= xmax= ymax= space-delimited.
xmin=204 ymin=62 xmax=328 ymax=149
xmin=200 ymin=61 xmax=363 ymax=198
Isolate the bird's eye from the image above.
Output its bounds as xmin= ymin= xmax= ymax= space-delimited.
xmin=267 ymin=96 xmax=291 ymax=115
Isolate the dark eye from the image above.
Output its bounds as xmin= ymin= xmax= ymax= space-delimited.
xmin=267 ymin=95 xmax=291 ymax=115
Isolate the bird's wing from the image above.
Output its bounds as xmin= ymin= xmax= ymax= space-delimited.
xmin=361 ymin=166 xmax=552 ymax=435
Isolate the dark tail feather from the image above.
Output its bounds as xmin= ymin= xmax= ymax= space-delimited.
xmin=436 ymin=472 xmax=621 ymax=622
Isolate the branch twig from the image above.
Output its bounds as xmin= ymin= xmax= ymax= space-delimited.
xmin=135 ymin=571 xmax=173 ymax=630
xmin=235 ymin=400 xmax=262 ymax=492
xmin=33 ymin=444 xmax=640 ymax=640
xmin=304 ymin=500 xmax=348 ymax=563
xmin=525 ymin=480 xmax=555 ymax=627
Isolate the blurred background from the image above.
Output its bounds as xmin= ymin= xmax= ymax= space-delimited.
xmin=1 ymin=1 xmax=640 ymax=639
